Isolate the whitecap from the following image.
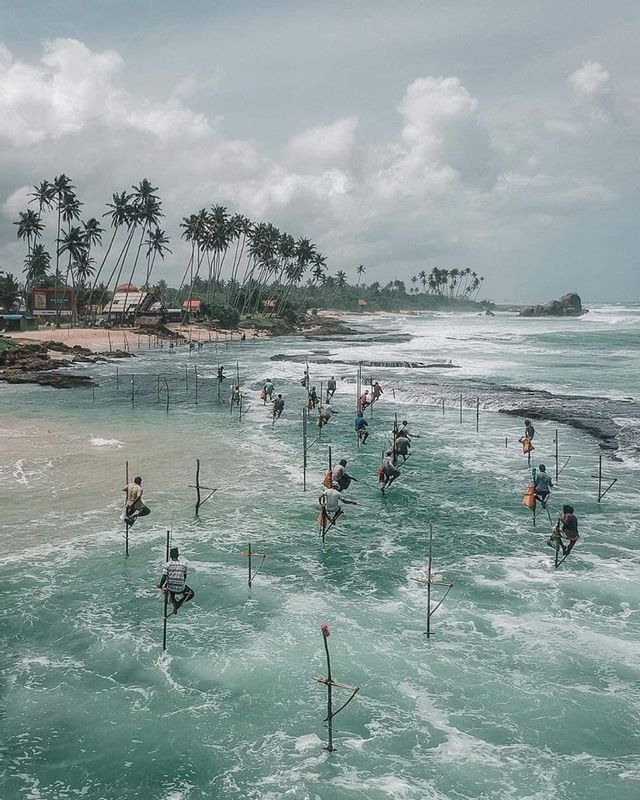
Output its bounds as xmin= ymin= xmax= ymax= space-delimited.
xmin=90 ymin=437 xmax=125 ymax=447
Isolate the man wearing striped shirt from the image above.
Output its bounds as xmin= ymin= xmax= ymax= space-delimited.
xmin=157 ymin=547 xmax=195 ymax=616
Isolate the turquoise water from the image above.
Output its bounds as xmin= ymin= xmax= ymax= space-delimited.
xmin=1 ymin=306 xmax=639 ymax=799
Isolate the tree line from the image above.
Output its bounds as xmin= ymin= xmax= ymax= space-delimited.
xmin=1 ymin=175 xmax=487 ymax=324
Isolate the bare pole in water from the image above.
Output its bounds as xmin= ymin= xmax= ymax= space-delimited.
xmin=592 ymin=455 xmax=618 ymax=502
xmin=442 ymin=398 xmax=445 ymax=415
xmin=124 ymin=461 xmax=129 ymax=557
xmin=555 ymin=429 xmax=559 ymax=483
xmin=116 ymin=365 xmax=119 ymax=390
xmin=459 ymin=393 xmax=463 ymax=424
xmin=240 ymin=542 xmax=267 ymax=589
xmin=323 ymin=631 xmax=334 ymax=752
xmin=130 ymin=374 xmax=135 ymax=407
xmin=476 ymin=396 xmax=479 ymax=433
xmin=194 ymin=366 xmax=198 ymax=405
xmin=303 ymin=407 xmax=308 ymax=491
xmin=328 ymin=445 xmax=332 ymax=472
xmin=356 ymin=363 xmax=362 ymax=413
xmin=195 ymin=458 xmax=201 ymax=514
xmin=163 ymin=378 xmax=170 ymax=413
xmin=162 ymin=530 xmax=170 ymax=651
xmin=413 ymin=524 xmax=454 ymax=637
xmin=185 ymin=363 xmax=189 ymax=390
xmin=107 ymin=330 xmax=113 ymax=353
xmin=190 ymin=459 xmax=217 ymax=515
xmin=314 ymin=626 xmax=359 ymax=753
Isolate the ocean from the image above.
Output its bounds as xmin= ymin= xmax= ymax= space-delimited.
xmin=1 ymin=304 xmax=639 ymax=800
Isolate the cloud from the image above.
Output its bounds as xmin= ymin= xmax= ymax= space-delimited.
xmin=374 ymin=76 xmax=497 ymax=197
xmin=0 ymin=38 xmax=211 ymax=146
xmin=0 ymin=36 xmax=635 ymax=303
xmin=568 ymin=60 xmax=614 ymax=121
xmin=285 ymin=117 xmax=359 ymax=169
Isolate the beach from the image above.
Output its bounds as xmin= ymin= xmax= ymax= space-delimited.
xmin=1 ymin=305 xmax=639 ymax=800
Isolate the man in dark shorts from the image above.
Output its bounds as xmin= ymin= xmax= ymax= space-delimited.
xmin=548 ymin=505 xmax=579 ymax=556
xmin=157 ymin=547 xmax=195 ymax=616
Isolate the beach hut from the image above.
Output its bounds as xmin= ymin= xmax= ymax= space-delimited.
xmin=181 ymin=299 xmax=204 ymax=322
xmin=0 ymin=314 xmax=37 ymax=332
xmin=356 ymin=299 xmax=368 ymax=309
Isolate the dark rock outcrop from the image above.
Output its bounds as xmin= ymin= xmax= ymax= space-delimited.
xmin=520 ymin=292 xmax=586 ymax=317
xmin=3 ymin=371 xmax=96 ymax=388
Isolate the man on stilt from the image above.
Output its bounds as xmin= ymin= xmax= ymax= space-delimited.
xmin=123 ymin=476 xmax=151 ymax=526
xmin=157 ymin=547 xmax=195 ymax=616
xmin=547 ymin=504 xmax=579 ymax=557
xmin=318 ymin=482 xmax=357 ymax=537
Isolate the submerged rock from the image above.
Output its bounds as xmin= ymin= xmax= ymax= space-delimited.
xmin=3 ymin=371 xmax=96 ymax=388
xmin=520 ymin=292 xmax=586 ymax=317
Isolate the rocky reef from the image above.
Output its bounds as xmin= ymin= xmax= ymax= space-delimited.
xmin=0 ymin=340 xmax=132 ymax=389
xmin=519 ymin=292 xmax=586 ymax=317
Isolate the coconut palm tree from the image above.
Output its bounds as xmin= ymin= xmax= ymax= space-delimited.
xmin=88 ymin=191 xmax=133 ymax=318
xmin=58 ymin=226 xmax=87 ymax=320
xmin=0 ymin=272 xmax=21 ymax=311
xmin=355 ymin=264 xmax=366 ymax=287
xmin=50 ymin=175 xmax=76 ymax=292
xmin=14 ymin=210 xmax=44 ymax=258
xmin=29 ymin=180 xmax=55 ymax=215
xmin=23 ymin=244 xmax=52 ymax=309
xmin=418 ymin=270 xmax=427 ymax=293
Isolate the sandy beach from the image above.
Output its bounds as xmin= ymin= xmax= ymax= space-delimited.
xmin=3 ymin=324 xmax=261 ymax=353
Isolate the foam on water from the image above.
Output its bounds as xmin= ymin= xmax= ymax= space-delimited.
xmin=1 ymin=307 xmax=640 ymax=799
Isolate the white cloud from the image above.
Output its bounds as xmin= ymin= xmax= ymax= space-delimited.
xmin=285 ymin=117 xmax=359 ymax=169
xmin=0 ymin=38 xmax=211 ymax=146
xmin=0 ymin=36 xmax=634 ymax=303
xmin=568 ymin=60 xmax=614 ymax=121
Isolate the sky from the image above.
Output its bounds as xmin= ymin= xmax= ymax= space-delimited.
xmin=0 ymin=0 xmax=638 ymax=303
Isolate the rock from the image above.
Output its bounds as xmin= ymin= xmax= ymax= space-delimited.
xmin=105 ymin=350 xmax=133 ymax=358
xmin=3 ymin=371 xmax=96 ymax=388
xmin=519 ymin=292 xmax=586 ymax=317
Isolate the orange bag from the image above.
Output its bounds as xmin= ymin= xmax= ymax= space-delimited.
xmin=522 ymin=484 xmax=536 ymax=510
xmin=519 ymin=436 xmax=534 ymax=454
xmin=322 ymin=470 xmax=333 ymax=488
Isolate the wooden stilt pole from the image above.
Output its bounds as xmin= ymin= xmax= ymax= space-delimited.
xmin=442 ymin=398 xmax=445 ymax=415
xmin=130 ymin=375 xmax=135 ymax=407
xmin=505 ymin=437 xmax=508 ymax=448
xmin=323 ymin=632 xmax=334 ymax=752
xmin=162 ymin=530 xmax=170 ymax=651
xmin=164 ymin=378 xmax=170 ymax=413
xmin=195 ymin=459 xmax=201 ymax=515
xmin=475 ymin=396 xmax=479 ymax=433
xmin=459 ymin=393 xmax=463 ymax=424
xmin=555 ymin=429 xmax=559 ymax=483
xmin=92 ymin=386 xmax=95 ymax=402
xmin=157 ymin=375 xmax=161 ymax=401
xmin=124 ymin=461 xmax=129 ymax=557
xmin=328 ymin=445 xmax=332 ymax=472
xmin=185 ymin=363 xmax=189 ymax=390
xmin=598 ymin=455 xmax=602 ymax=502
xmin=412 ymin=525 xmax=454 ymax=637
xmin=116 ymin=365 xmax=119 ymax=390
xmin=247 ymin=541 xmax=252 ymax=588
xmin=426 ymin=527 xmax=432 ymax=638
xmin=303 ymin=407 xmax=308 ymax=492
xmin=194 ymin=366 xmax=198 ymax=405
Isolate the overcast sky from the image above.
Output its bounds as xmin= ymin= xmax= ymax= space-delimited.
xmin=1 ymin=0 xmax=638 ymax=302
